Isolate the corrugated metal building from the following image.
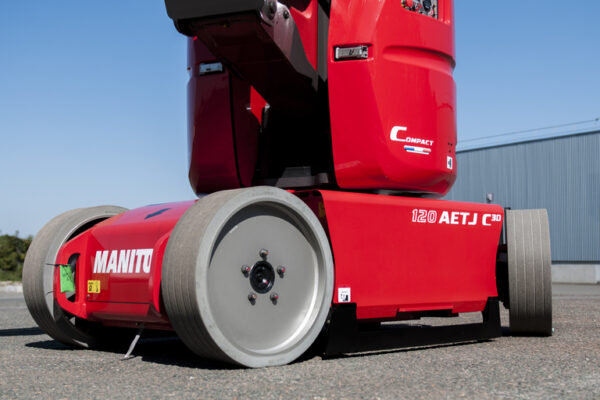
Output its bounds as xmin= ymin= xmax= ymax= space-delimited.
xmin=445 ymin=129 xmax=600 ymax=283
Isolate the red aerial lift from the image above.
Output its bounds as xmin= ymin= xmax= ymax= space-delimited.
xmin=23 ymin=0 xmax=552 ymax=368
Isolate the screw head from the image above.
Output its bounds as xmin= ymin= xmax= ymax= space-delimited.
xmin=259 ymin=249 xmax=269 ymax=259
xmin=283 ymin=9 xmax=290 ymax=19
xmin=277 ymin=266 xmax=286 ymax=277
xmin=241 ymin=265 xmax=251 ymax=276
xmin=270 ymin=293 xmax=279 ymax=303
xmin=248 ymin=293 xmax=257 ymax=304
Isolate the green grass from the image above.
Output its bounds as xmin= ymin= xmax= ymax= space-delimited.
xmin=0 ymin=267 xmax=23 ymax=282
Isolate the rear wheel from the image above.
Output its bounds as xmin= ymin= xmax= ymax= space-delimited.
xmin=505 ymin=209 xmax=553 ymax=336
xmin=23 ymin=205 xmax=127 ymax=347
xmin=162 ymin=187 xmax=334 ymax=367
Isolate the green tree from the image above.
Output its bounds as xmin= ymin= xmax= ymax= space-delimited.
xmin=0 ymin=234 xmax=33 ymax=281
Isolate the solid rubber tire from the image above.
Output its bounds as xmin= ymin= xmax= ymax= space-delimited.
xmin=161 ymin=187 xmax=334 ymax=367
xmin=22 ymin=205 xmax=127 ymax=347
xmin=506 ymin=209 xmax=553 ymax=336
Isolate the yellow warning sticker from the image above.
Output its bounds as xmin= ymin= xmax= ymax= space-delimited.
xmin=87 ymin=280 xmax=101 ymax=294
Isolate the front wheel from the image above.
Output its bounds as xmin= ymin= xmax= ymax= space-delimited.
xmin=23 ymin=205 xmax=127 ymax=347
xmin=162 ymin=187 xmax=334 ymax=367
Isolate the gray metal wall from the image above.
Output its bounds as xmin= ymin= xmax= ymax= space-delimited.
xmin=445 ymin=131 xmax=600 ymax=262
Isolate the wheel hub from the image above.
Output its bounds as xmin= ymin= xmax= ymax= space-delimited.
xmin=249 ymin=261 xmax=275 ymax=294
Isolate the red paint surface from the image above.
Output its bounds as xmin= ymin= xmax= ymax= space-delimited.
xmin=289 ymin=0 xmax=319 ymax=71
xmin=328 ymin=0 xmax=457 ymax=194
xmin=54 ymin=191 xmax=501 ymax=327
xmin=55 ymin=201 xmax=195 ymax=327
xmin=249 ymin=87 xmax=266 ymax=126
xmin=187 ymin=39 xmax=260 ymax=193
xmin=318 ymin=190 xmax=502 ymax=320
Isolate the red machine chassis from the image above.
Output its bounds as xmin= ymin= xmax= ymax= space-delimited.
xmin=53 ymin=192 xmax=502 ymax=331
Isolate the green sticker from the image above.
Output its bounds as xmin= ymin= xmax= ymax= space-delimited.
xmin=59 ymin=265 xmax=75 ymax=293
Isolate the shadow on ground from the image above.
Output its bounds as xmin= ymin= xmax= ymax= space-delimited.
xmin=25 ymin=334 xmax=237 ymax=370
xmin=20 ymin=322 xmax=516 ymax=370
xmin=0 ymin=327 xmax=43 ymax=337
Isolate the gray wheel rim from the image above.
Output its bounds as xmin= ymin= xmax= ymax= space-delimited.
xmin=205 ymin=203 xmax=323 ymax=354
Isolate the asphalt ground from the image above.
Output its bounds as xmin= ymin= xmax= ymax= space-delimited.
xmin=1 ymin=284 xmax=598 ymax=399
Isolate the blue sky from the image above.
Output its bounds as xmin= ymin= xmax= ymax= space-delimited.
xmin=1 ymin=1 xmax=599 ymax=236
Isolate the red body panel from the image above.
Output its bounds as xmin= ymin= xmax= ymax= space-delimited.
xmin=187 ymin=40 xmax=260 ymax=193
xmin=317 ymin=191 xmax=502 ymax=320
xmin=184 ymin=0 xmax=456 ymax=194
xmin=54 ymin=193 xmax=501 ymax=328
xmin=55 ymin=201 xmax=194 ymax=328
xmin=289 ymin=0 xmax=319 ymax=71
xmin=328 ymin=0 xmax=457 ymax=194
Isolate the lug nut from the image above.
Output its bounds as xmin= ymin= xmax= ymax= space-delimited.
xmin=241 ymin=265 xmax=251 ymax=276
xmin=277 ymin=266 xmax=286 ymax=277
xmin=259 ymin=249 xmax=269 ymax=259
xmin=248 ymin=293 xmax=257 ymax=304
xmin=283 ymin=9 xmax=290 ymax=19
xmin=270 ymin=293 xmax=279 ymax=304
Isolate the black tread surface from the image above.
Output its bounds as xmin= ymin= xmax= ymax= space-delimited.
xmin=162 ymin=190 xmax=242 ymax=364
xmin=506 ymin=209 xmax=553 ymax=336
xmin=22 ymin=206 xmax=127 ymax=347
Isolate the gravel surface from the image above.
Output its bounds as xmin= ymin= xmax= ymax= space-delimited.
xmin=1 ymin=284 xmax=598 ymax=399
